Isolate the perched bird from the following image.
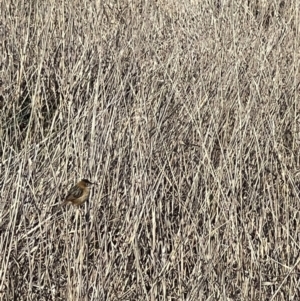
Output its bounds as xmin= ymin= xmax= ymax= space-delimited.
xmin=62 ymin=179 xmax=94 ymax=207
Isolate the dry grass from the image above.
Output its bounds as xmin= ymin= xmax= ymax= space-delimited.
xmin=1 ymin=0 xmax=300 ymax=300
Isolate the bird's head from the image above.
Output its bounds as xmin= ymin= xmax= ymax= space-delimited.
xmin=81 ymin=179 xmax=94 ymax=187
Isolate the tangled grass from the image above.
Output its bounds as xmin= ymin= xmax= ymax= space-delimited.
xmin=1 ymin=0 xmax=300 ymax=300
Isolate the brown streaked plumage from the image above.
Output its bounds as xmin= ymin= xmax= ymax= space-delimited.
xmin=62 ymin=179 xmax=94 ymax=207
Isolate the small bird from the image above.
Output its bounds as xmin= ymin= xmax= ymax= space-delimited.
xmin=62 ymin=179 xmax=94 ymax=207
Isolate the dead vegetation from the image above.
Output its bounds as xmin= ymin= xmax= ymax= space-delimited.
xmin=1 ymin=0 xmax=300 ymax=300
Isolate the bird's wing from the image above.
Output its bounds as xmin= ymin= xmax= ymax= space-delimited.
xmin=66 ymin=185 xmax=83 ymax=200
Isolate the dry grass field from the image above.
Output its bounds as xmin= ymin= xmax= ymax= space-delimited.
xmin=1 ymin=0 xmax=300 ymax=300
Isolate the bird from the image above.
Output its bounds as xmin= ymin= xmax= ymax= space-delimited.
xmin=61 ymin=179 xmax=94 ymax=207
